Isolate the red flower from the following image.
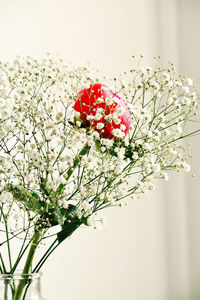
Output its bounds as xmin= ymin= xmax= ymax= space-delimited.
xmin=74 ymin=83 xmax=131 ymax=139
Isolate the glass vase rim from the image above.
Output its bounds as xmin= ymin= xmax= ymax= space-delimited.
xmin=0 ymin=271 xmax=42 ymax=280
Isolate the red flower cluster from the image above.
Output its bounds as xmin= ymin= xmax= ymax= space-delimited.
xmin=74 ymin=83 xmax=131 ymax=139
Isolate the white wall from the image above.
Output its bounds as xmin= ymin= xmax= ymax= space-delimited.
xmin=1 ymin=1 xmax=199 ymax=300
xmin=178 ymin=1 xmax=200 ymax=299
xmin=158 ymin=1 xmax=190 ymax=299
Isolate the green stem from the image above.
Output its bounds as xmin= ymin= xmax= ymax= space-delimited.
xmin=55 ymin=143 xmax=90 ymax=196
xmin=5 ymin=221 xmax=12 ymax=271
xmin=13 ymin=229 xmax=42 ymax=300
xmin=33 ymin=239 xmax=58 ymax=273
xmin=4 ymin=281 xmax=8 ymax=300
xmin=0 ymin=252 xmax=7 ymax=273
xmin=11 ymin=239 xmax=32 ymax=274
xmin=11 ymin=219 xmax=32 ymax=274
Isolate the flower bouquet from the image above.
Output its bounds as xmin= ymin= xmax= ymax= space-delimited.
xmin=0 ymin=55 xmax=199 ymax=299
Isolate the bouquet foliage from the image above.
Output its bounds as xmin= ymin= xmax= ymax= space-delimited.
xmin=0 ymin=55 xmax=199 ymax=299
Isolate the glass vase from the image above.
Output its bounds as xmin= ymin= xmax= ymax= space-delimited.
xmin=0 ymin=272 xmax=46 ymax=300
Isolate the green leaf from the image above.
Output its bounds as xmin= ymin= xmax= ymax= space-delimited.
xmin=79 ymin=143 xmax=90 ymax=156
xmin=6 ymin=184 xmax=46 ymax=214
xmin=30 ymin=193 xmax=43 ymax=210
xmin=95 ymin=140 xmax=101 ymax=153
xmin=57 ymin=218 xmax=82 ymax=244
xmin=39 ymin=204 xmax=78 ymax=228
xmin=68 ymin=120 xmax=74 ymax=126
xmin=40 ymin=178 xmax=51 ymax=196
xmin=41 ymin=207 xmax=64 ymax=228
xmin=64 ymin=204 xmax=77 ymax=217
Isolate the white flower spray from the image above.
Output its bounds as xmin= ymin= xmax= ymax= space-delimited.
xmin=0 ymin=55 xmax=199 ymax=299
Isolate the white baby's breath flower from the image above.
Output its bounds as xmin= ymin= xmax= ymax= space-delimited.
xmin=96 ymin=97 xmax=104 ymax=103
xmin=94 ymin=113 xmax=102 ymax=121
xmin=111 ymin=128 xmax=125 ymax=138
xmin=120 ymin=124 xmax=126 ymax=131
xmin=0 ymin=191 xmax=13 ymax=204
xmin=86 ymin=115 xmax=94 ymax=121
xmin=74 ymin=111 xmax=81 ymax=118
xmin=163 ymin=172 xmax=169 ymax=181
xmin=81 ymin=83 xmax=91 ymax=90
xmin=164 ymin=129 xmax=171 ymax=136
xmin=96 ymin=122 xmax=104 ymax=130
xmin=105 ymin=97 xmax=113 ymax=105
xmin=182 ymin=162 xmax=191 ymax=172
xmin=137 ymin=67 xmax=147 ymax=76
xmin=152 ymin=164 xmax=161 ymax=173
xmin=76 ymin=120 xmax=81 ymax=127
xmin=181 ymin=86 xmax=190 ymax=95
xmin=167 ymin=97 xmax=173 ymax=105
xmin=187 ymin=78 xmax=193 ymax=86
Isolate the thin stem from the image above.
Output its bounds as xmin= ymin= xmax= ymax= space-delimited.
xmin=35 ymin=241 xmax=60 ymax=272
xmin=0 ymin=252 xmax=7 ymax=273
xmin=0 ymin=222 xmax=35 ymax=246
xmin=12 ymin=218 xmax=31 ymax=271
xmin=13 ymin=228 xmax=43 ymax=300
xmin=1 ymin=206 xmax=12 ymax=272
xmin=33 ymin=238 xmax=58 ymax=273
xmin=5 ymin=221 xmax=12 ymax=271
xmin=0 ymin=262 xmax=3 ymax=273
xmin=11 ymin=237 xmax=33 ymax=274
